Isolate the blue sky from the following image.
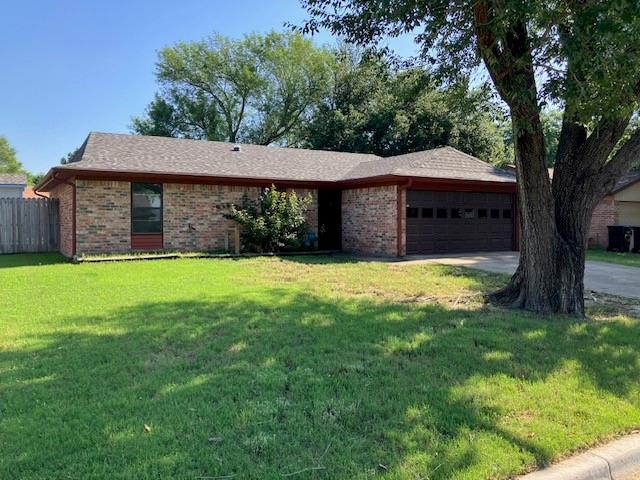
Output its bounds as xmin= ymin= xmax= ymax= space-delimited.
xmin=0 ymin=0 xmax=419 ymax=173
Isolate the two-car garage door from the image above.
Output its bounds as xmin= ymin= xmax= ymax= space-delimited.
xmin=406 ymin=190 xmax=515 ymax=254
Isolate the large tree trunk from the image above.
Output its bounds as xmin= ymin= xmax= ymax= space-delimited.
xmin=471 ymin=6 xmax=640 ymax=317
xmin=488 ymin=114 xmax=592 ymax=315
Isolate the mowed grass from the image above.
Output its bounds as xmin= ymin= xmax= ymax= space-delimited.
xmin=588 ymin=247 xmax=640 ymax=268
xmin=1 ymin=254 xmax=640 ymax=480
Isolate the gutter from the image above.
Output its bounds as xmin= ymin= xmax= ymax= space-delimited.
xmin=36 ymin=168 xmax=517 ymax=192
xmin=32 ymin=182 xmax=49 ymax=199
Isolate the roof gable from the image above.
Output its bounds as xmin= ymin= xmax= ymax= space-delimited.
xmin=612 ymin=171 xmax=640 ymax=194
xmin=346 ymin=147 xmax=515 ymax=183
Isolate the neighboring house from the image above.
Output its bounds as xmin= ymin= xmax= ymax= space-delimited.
xmin=589 ymin=171 xmax=640 ymax=247
xmin=36 ymin=132 xmax=517 ymax=258
xmin=0 ymin=173 xmax=27 ymax=198
xmin=505 ymin=164 xmax=640 ymax=247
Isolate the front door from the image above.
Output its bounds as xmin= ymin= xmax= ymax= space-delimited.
xmin=317 ymin=189 xmax=342 ymax=250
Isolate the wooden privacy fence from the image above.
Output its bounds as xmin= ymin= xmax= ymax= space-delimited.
xmin=0 ymin=198 xmax=60 ymax=254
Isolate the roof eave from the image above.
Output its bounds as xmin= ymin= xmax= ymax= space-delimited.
xmin=36 ymin=168 xmax=517 ymax=193
xmin=611 ymin=175 xmax=640 ymax=194
xmin=37 ymin=167 xmax=343 ymax=190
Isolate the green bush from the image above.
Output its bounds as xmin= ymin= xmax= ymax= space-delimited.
xmin=225 ymin=186 xmax=313 ymax=253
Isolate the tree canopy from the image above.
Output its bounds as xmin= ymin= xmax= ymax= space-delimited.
xmin=0 ymin=136 xmax=24 ymax=173
xmin=304 ymin=48 xmax=509 ymax=163
xmin=133 ymin=35 xmax=511 ymax=164
xmin=132 ymin=31 xmax=334 ymax=145
xmin=301 ymin=1 xmax=640 ymax=123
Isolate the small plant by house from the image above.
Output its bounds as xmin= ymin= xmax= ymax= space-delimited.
xmin=225 ymin=186 xmax=313 ymax=253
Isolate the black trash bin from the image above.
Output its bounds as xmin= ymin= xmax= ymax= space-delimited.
xmin=607 ymin=225 xmax=633 ymax=252
xmin=632 ymin=226 xmax=640 ymax=253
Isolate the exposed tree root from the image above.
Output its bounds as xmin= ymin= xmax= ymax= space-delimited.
xmin=485 ymin=265 xmax=526 ymax=309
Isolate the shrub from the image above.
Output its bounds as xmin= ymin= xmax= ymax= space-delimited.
xmin=225 ymin=186 xmax=313 ymax=253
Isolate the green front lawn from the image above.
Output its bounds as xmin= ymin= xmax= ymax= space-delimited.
xmin=588 ymin=248 xmax=640 ymax=268
xmin=1 ymin=254 xmax=639 ymax=479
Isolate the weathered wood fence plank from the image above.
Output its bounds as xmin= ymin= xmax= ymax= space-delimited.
xmin=0 ymin=198 xmax=59 ymax=254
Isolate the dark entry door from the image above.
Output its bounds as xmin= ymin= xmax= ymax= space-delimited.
xmin=406 ymin=190 xmax=514 ymax=254
xmin=318 ymin=189 xmax=342 ymax=250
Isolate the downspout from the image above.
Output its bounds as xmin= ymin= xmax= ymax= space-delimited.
xmin=52 ymin=172 xmax=77 ymax=258
xmin=32 ymin=183 xmax=49 ymax=199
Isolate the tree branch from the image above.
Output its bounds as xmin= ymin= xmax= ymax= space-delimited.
xmin=598 ymin=127 xmax=640 ymax=192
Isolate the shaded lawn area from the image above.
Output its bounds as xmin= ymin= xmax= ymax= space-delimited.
xmin=1 ymin=254 xmax=640 ymax=480
xmin=588 ymin=248 xmax=640 ymax=268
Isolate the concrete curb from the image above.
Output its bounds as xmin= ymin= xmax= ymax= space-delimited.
xmin=519 ymin=433 xmax=640 ymax=480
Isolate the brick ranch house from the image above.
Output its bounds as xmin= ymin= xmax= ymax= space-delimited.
xmin=35 ymin=132 xmax=519 ymax=259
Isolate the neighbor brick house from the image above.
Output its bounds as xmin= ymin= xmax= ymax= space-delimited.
xmin=587 ymin=172 xmax=640 ymax=247
xmin=506 ymin=165 xmax=640 ymax=248
xmin=36 ymin=132 xmax=518 ymax=258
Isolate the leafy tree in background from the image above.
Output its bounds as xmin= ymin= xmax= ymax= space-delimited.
xmin=28 ymin=172 xmax=46 ymax=186
xmin=0 ymin=136 xmax=24 ymax=173
xmin=132 ymin=31 xmax=334 ymax=145
xmin=0 ymin=136 xmax=45 ymax=186
xmin=304 ymin=48 xmax=509 ymax=163
xmin=131 ymin=93 xmax=223 ymax=140
xmin=540 ymin=109 xmax=562 ymax=168
xmin=301 ymin=0 xmax=640 ymax=316
xmin=60 ymin=148 xmax=83 ymax=165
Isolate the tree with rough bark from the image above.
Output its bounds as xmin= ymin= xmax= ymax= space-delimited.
xmin=300 ymin=0 xmax=640 ymax=316
xmin=132 ymin=31 xmax=334 ymax=145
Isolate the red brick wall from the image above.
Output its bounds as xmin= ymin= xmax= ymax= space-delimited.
xmin=164 ymin=185 xmax=317 ymax=251
xmin=71 ymin=181 xmax=318 ymax=254
xmin=163 ymin=184 xmax=259 ymax=251
xmin=49 ymin=183 xmax=74 ymax=258
xmin=76 ymin=180 xmax=131 ymax=254
xmin=589 ymin=195 xmax=616 ymax=247
xmin=342 ymin=185 xmax=399 ymax=256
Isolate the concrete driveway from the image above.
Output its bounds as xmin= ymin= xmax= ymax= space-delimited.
xmin=401 ymin=252 xmax=640 ymax=300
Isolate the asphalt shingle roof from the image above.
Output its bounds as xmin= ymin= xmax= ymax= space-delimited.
xmin=344 ymin=147 xmax=516 ymax=183
xmin=613 ymin=170 xmax=640 ymax=193
xmin=53 ymin=132 xmax=516 ymax=184
xmin=0 ymin=173 xmax=27 ymax=185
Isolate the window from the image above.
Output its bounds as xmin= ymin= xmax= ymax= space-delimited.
xmin=502 ymin=209 xmax=512 ymax=219
xmin=406 ymin=207 xmax=419 ymax=218
xmin=421 ymin=208 xmax=433 ymax=218
xmin=490 ymin=208 xmax=500 ymax=219
xmin=478 ymin=208 xmax=488 ymax=218
xmin=463 ymin=208 xmax=475 ymax=219
xmin=132 ymin=183 xmax=162 ymax=233
xmin=451 ymin=208 xmax=462 ymax=219
xmin=436 ymin=208 xmax=448 ymax=218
